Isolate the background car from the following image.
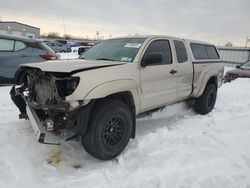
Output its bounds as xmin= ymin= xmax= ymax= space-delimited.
xmin=0 ymin=34 xmax=58 ymax=85
xmin=224 ymin=60 xmax=250 ymax=82
xmin=44 ymin=41 xmax=67 ymax=53
xmin=71 ymin=46 xmax=91 ymax=55
xmin=54 ymin=39 xmax=72 ymax=52
xmin=72 ymin=41 xmax=89 ymax=47
xmin=54 ymin=39 xmax=68 ymax=45
xmin=71 ymin=41 xmax=95 ymax=55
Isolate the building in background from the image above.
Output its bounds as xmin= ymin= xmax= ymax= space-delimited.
xmin=217 ymin=46 xmax=250 ymax=67
xmin=0 ymin=21 xmax=40 ymax=39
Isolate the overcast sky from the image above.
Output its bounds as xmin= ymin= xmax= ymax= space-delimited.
xmin=1 ymin=0 xmax=250 ymax=46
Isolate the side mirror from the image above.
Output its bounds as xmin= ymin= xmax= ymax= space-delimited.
xmin=141 ymin=53 xmax=163 ymax=67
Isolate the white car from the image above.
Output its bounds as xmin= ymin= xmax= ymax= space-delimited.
xmin=71 ymin=46 xmax=91 ymax=55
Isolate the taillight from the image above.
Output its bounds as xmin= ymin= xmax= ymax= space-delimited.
xmin=40 ymin=51 xmax=58 ymax=60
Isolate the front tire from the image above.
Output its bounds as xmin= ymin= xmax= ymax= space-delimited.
xmin=82 ymin=99 xmax=133 ymax=160
xmin=194 ymin=84 xmax=217 ymax=115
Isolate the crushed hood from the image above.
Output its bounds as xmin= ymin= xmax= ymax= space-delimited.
xmin=21 ymin=59 xmax=125 ymax=73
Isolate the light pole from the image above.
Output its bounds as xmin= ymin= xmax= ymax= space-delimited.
xmin=245 ymin=36 xmax=250 ymax=48
xmin=96 ymin=31 xmax=99 ymax=40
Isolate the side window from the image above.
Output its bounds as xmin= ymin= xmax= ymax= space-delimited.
xmin=14 ymin=41 xmax=27 ymax=51
xmin=191 ymin=43 xmax=220 ymax=60
xmin=174 ymin=40 xmax=188 ymax=63
xmin=190 ymin=43 xmax=208 ymax=59
xmin=205 ymin=46 xmax=219 ymax=59
xmin=143 ymin=40 xmax=172 ymax=65
xmin=46 ymin=43 xmax=53 ymax=47
xmin=55 ymin=43 xmax=63 ymax=47
xmin=0 ymin=38 xmax=15 ymax=51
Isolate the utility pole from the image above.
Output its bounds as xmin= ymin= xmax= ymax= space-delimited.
xmin=62 ymin=18 xmax=66 ymax=37
xmin=96 ymin=31 xmax=99 ymax=40
xmin=245 ymin=36 xmax=250 ymax=48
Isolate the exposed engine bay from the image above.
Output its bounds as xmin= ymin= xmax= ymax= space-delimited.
xmin=11 ymin=67 xmax=84 ymax=143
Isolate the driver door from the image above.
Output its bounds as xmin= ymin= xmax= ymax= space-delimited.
xmin=140 ymin=39 xmax=177 ymax=111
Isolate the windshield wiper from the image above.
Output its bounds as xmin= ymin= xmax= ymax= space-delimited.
xmin=96 ymin=58 xmax=116 ymax=61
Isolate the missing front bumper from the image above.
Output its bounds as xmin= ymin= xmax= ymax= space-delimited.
xmin=26 ymin=105 xmax=61 ymax=145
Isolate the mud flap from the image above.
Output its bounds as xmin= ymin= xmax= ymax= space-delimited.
xmin=10 ymin=85 xmax=27 ymax=114
xmin=76 ymin=101 xmax=94 ymax=136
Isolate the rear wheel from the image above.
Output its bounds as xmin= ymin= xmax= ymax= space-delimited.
xmin=194 ymin=84 xmax=217 ymax=115
xmin=82 ymin=99 xmax=133 ymax=160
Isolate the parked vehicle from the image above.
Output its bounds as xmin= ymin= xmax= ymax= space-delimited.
xmin=224 ymin=60 xmax=250 ymax=82
xmin=44 ymin=41 xmax=67 ymax=53
xmin=54 ymin=39 xmax=72 ymax=52
xmin=0 ymin=34 xmax=58 ymax=84
xmin=72 ymin=41 xmax=89 ymax=47
xmin=71 ymin=41 xmax=95 ymax=55
xmin=11 ymin=35 xmax=224 ymax=160
xmin=71 ymin=46 xmax=91 ymax=55
xmin=54 ymin=39 xmax=68 ymax=46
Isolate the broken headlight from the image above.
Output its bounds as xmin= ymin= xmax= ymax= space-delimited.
xmin=56 ymin=77 xmax=80 ymax=97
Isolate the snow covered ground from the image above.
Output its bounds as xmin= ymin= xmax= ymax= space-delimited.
xmin=0 ymin=71 xmax=250 ymax=188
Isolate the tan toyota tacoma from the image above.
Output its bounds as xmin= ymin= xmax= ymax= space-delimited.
xmin=11 ymin=35 xmax=224 ymax=160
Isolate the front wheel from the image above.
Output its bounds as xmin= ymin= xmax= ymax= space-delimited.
xmin=82 ymin=99 xmax=133 ymax=160
xmin=194 ymin=84 xmax=217 ymax=115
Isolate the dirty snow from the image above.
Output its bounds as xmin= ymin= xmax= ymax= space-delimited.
xmin=0 ymin=72 xmax=250 ymax=188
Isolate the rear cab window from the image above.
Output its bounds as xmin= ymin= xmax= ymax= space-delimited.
xmin=190 ymin=43 xmax=219 ymax=60
xmin=205 ymin=46 xmax=219 ymax=59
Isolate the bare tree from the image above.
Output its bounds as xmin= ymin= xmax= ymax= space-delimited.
xmin=225 ymin=42 xmax=233 ymax=47
xmin=63 ymin=34 xmax=72 ymax=39
xmin=47 ymin=32 xmax=61 ymax=39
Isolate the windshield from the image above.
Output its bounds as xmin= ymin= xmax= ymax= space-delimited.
xmin=79 ymin=38 xmax=145 ymax=62
xmin=240 ymin=60 xmax=250 ymax=70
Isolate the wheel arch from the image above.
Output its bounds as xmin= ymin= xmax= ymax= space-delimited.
xmin=83 ymin=79 xmax=140 ymax=113
xmin=195 ymin=75 xmax=218 ymax=98
xmin=78 ymin=90 xmax=137 ymax=139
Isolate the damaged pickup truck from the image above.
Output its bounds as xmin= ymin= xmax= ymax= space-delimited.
xmin=11 ymin=36 xmax=224 ymax=160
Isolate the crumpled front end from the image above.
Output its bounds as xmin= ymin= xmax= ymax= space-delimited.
xmin=12 ymin=67 xmax=83 ymax=144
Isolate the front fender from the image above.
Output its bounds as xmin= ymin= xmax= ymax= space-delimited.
xmin=84 ymin=79 xmax=138 ymax=99
xmin=83 ymin=79 xmax=140 ymax=114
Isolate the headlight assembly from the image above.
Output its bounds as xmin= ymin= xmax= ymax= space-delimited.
xmin=56 ymin=77 xmax=80 ymax=97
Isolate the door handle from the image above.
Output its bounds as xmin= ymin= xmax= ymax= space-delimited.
xmin=21 ymin=54 xmax=28 ymax=57
xmin=170 ymin=69 xmax=177 ymax=74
